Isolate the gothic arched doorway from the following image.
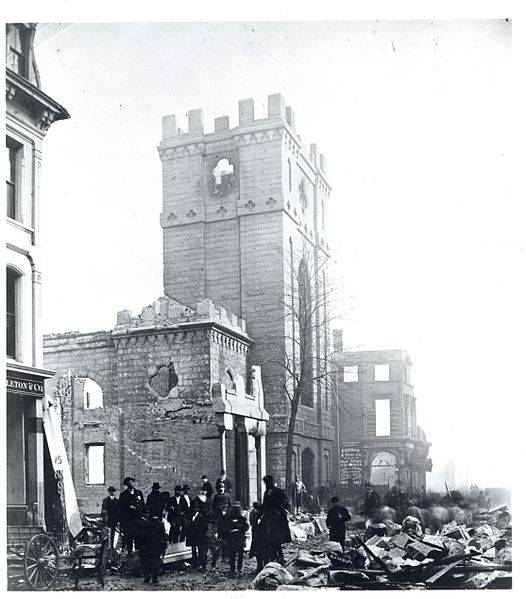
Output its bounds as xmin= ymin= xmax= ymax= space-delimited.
xmin=301 ymin=447 xmax=315 ymax=492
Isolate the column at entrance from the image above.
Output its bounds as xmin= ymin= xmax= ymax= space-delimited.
xmin=234 ymin=416 xmax=261 ymax=508
xmin=234 ymin=426 xmax=248 ymax=507
xmin=256 ymin=422 xmax=266 ymax=502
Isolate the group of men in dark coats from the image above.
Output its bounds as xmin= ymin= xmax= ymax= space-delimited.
xmin=100 ymin=471 xmax=296 ymax=581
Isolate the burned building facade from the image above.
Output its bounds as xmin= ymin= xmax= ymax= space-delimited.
xmin=159 ymin=94 xmax=333 ymax=489
xmin=333 ymin=335 xmax=432 ymax=500
xmin=43 ymin=93 xmax=333 ymax=512
xmin=43 ymin=297 xmax=268 ymax=515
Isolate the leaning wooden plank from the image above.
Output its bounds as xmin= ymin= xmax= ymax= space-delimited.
xmin=426 ymin=558 xmax=467 ymax=585
xmin=353 ymin=536 xmax=392 ymax=578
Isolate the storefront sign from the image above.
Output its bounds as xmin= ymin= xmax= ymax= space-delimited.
xmin=6 ymin=374 xmax=44 ymax=397
xmin=339 ymin=441 xmax=363 ymax=487
xmin=363 ymin=440 xmax=400 ymax=449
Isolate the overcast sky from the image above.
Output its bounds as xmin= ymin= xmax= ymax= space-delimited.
xmin=31 ymin=18 xmax=520 ymax=489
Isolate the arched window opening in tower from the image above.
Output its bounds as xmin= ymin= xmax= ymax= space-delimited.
xmin=212 ymin=158 xmax=235 ymax=195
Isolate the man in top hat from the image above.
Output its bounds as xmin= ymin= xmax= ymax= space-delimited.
xmin=180 ymin=484 xmax=192 ymax=540
xmin=326 ymin=496 xmax=351 ymax=553
xmin=262 ymin=474 xmax=291 ymax=564
xmin=118 ymin=476 xmax=145 ymax=553
xmin=200 ymin=475 xmax=214 ymax=500
xmin=167 ymin=485 xmax=189 ymax=543
xmin=101 ymin=485 xmax=119 ymax=549
xmin=146 ymin=482 xmax=165 ymax=518
xmin=215 ymin=469 xmax=232 ymax=493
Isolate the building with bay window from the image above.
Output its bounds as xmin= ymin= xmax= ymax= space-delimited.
xmin=6 ymin=22 xmax=69 ymax=526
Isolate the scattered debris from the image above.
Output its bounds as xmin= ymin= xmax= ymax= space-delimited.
xmin=250 ymin=508 xmax=513 ymax=591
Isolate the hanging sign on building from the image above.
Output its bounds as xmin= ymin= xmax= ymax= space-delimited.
xmin=339 ymin=441 xmax=363 ymax=487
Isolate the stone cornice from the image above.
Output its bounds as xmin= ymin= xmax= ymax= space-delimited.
xmin=112 ymin=320 xmax=252 ymax=351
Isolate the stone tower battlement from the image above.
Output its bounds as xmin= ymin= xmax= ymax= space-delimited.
xmin=115 ymin=296 xmax=247 ymax=336
xmin=158 ymin=93 xmax=332 ymax=318
xmin=157 ymin=94 xmax=334 ymax=484
xmin=159 ymin=93 xmax=328 ymax=181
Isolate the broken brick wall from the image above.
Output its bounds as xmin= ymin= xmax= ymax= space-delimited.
xmin=44 ymin=320 xmax=252 ymax=514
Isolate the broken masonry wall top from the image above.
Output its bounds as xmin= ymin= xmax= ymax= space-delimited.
xmin=114 ymin=296 xmax=248 ymax=337
xmin=159 ymin=93 xmax=328 ymax=180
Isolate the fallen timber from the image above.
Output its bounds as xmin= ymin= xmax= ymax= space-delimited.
xmin=268 ymin=509 xmax=512 ymax=591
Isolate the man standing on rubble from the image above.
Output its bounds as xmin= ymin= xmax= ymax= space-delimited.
xmin=326 ymin=496 xmax=351 ymax=553
xmin=261 ymin=474 xmax=291 ymax=564
xmin=101 ymin=485 xmax=119 ymax=549
xmin=292 ymin=475 xmax=306 ymax=514
xmin=118 ymin=476 xmax=145 ymax=553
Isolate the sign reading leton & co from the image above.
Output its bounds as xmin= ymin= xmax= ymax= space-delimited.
xmin=6 ymin=373 xmax=45 ymax=398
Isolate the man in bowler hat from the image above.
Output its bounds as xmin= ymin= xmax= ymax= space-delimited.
xmin=118 ymin=476 xmax=145 ymax=553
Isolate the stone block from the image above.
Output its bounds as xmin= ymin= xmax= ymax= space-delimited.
xmin=268 ymin=93 xmax=286 ymax=119
xmin=214 ymin=116 xmax=230 ymax=131
xmin=239 ymin=98 xmax=254 ymax=125
xmin=196 ymin=299 xmax=215 ymax=318
xmin=286 ymin=106 xmax=295 ymax=130
xmin=188 ymin=108 xmax=204 ymax=133
xmin=162 ymin=114 xmax=178 ymax=139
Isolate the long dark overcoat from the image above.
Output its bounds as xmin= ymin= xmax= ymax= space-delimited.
xmin=262 ymin=486 xmax=292 ymax=545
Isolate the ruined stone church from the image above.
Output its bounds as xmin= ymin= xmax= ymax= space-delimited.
xmin=44 ymin=94 xmax=332 ymax=513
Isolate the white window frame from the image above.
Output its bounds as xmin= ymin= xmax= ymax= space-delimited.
xmin=85 ymin=444 xmax=105 ymax=485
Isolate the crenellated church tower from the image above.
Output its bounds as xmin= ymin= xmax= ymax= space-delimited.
xmin=158 ymin=94 xmax=334 ymax=488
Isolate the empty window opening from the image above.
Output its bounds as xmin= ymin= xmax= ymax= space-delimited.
xmin=82 ymin=378 xmax=104 ymax=409
xmin=375 ymin=399 xmax=391 ymax=436
xmin=86 ymin=444 xmax=105 ymax=484
xmin=213 ymin=158 xmax=235 ymax=195
xmin=343 ymin=365 xmax=359 ymax=383
xmin=374 ymin=364 xmax=390 ymax=381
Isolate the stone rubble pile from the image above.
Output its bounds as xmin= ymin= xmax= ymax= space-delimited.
xmin=251 ymin=507 xmax=512 ymax=590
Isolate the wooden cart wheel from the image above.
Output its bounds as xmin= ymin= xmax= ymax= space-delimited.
xmin=24 ymin=534 xmax=59 ymax=590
